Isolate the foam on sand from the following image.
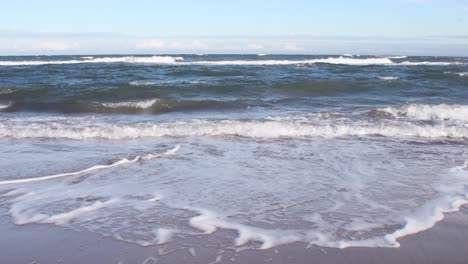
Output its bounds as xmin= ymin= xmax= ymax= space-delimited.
xmin=0 ymin=145 xmax=180 ymax=185
xmin=1 ymin=141 xmax=467 ymax=249
xmin=188 ymin=208 xmax=299 ymax=249
xmin=185 ymin=159 xmax=468 ymax=249
xmin=385 ymin=161 xmax=468 ymax=247
xmin=11 ymin=199 xmax=119 ymax=225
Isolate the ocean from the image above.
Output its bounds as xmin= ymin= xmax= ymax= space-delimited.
xmin=0 ymin=54 xmax=467 ymax=249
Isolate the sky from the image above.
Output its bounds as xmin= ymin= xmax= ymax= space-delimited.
xmin=1 ymin=0 xmax=468 ymax=55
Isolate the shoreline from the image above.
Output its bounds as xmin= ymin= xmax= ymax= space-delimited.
xmin=1 ymin=206 xmax=467 ymax=264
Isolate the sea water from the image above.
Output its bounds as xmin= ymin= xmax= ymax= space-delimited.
xmin=0 ymin=54 xmax=467 ymax=249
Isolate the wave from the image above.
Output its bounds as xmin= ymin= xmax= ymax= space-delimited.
xmin=129 ymin=81 xmax=157 ymax=86
xmin=97 ymin=99 xmax=159 ymax=110
xmin=0 ymin=56 xmax=463 ymax=66
xmin=190 ymin=57 xmax=395 ymax=66
xmin=378 ymin=76 xmax=399 ymax=80
xmin=445 ymin=71 xmax=468 ymax=77
xmin=0 ymin=118 xmax=466 ymax=140
xmin=0 ymin=89 xmax=15 ymax=95
xmin=0 ymin=101 xmax=12 ymax=110
xmin=0 ymin=56 xmax=184 ymax=66
xmin=388 ymin=56 xmax=407 ymax=59
xmin=398 ymin=61 xmax=463 ymax=66
xmin=0 ymin=145 xmax=180 ymax=186
xmin=3 ymin=99 xmax=254 ymax=114
xmin=375 ymin=104 xmax=468 ymax=122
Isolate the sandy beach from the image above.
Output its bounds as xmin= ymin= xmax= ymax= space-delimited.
xmin=1 ymin=205 xmax=467 ymax=264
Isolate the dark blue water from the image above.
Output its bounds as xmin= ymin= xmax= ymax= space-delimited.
xmin=0 ymin=54 xmax=467 ymax=249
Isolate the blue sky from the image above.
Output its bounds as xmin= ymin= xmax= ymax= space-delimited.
xmin=1 ymin=0 xmax=468 ymax=55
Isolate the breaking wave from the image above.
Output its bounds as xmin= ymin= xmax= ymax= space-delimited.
xmin=97 ymin=99 xmax=159 ymax=110
xmin=0 ymin=56 xmax=464 ymax=66
xmin=0 ymin=117 xmax=466 ymax=140
xmin=388 ymin=56 xmax=407 ymax=59
xmin=0 ymin=101 xmax=12 ymax=110
xmin=0 ymin=56 xmax=184 ymax=66
xmin=190 ymin=57 xmax=395 ymax=65
xmin=376 ymin=104 xmax=468 ymax=122
xmin=378 ymin=76 xmax=399 ymax=80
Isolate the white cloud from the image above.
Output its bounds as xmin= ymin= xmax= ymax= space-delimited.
xmin=1 ymin=31 xmax=468 ymax=56
xmin=282 ymin=42 xmax=305 ymax=51
xmin=135 ymin=39 xmax=165 ymax=49
xmin=39 ymin=41 xmax=80 ymax=51
xmin=246 ymin=43 xmax=265 ymax=50
xmin=169 ymin=40 xmax=208 ymax=50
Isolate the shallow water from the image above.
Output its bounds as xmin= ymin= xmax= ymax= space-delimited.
xmin=0 ymin=54 xmax=467 ymax=249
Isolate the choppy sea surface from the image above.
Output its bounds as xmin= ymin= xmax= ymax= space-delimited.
xmin=0 ymin=54 xmax=467 ymax=249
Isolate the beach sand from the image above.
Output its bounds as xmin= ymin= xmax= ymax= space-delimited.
xmin=1 ymin=206 xmax=467 ymax=264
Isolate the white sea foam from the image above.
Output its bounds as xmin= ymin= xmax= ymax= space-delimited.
xmin=184 ymin=158 xmax=468 ymax=249
xmin=11 ymin=199 xmax=119 ymax=225
xmin=378 ymin=76 xmax=399 ymax=80
xmin=187 ymin=57 xmax=460 ymax=66
xmin=379 ymin=104 xmax=468 ymax=122
xmin=98 ymin=99 xmax=159 ymax=109
xmin=384 ymin=161 xmax=468 ymax=247
xmin=0 ymin=101 xmax=12 ymax=110
xmin=0 ymin=118 xmax=466 ymax=140
xmin=189 ymin=57 xmax=395 ymax=66
xmin=188 ymin=208 xmax=299 ymax=249
xmin=155 ymin=228 xmax=175 ymax=244
xmin=129 ymin=81 xmax=157 ymax=86
xmin=388 ymin=56 xmax=407 ymax=59
xmin=399 ymin=61 xmax=462 ymax=66
xmin=0 ymin=145 xmax=180 ymax=185
xmin=89 ymin=56 xmax=184 ymax=64
xmin=445 ymin=71 xmax=468 ymax=77
xmin=1 ymin=138 xmax=467 ymax=249
xmin=0 ymin=56 xmax=184 ymax=66
xmin=0 ymin=56 xmax=463 ymax=66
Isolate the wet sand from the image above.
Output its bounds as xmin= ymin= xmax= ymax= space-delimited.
xmin=1 ymin=206 xmax=468 ymax=264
